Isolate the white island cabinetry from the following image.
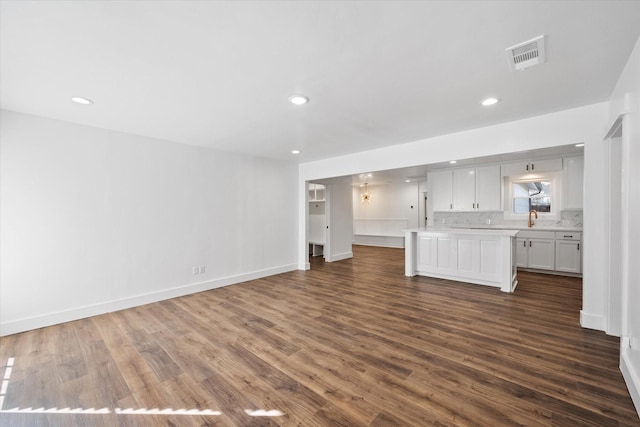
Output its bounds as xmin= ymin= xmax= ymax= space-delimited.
xmin=405 ymin=228 xmax=519 ymax=293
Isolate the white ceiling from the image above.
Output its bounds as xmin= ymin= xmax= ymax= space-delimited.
xmin=1 ymin=1 xmax=639 ymax=162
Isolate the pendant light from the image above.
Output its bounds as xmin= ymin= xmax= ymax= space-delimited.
xmin=361 ymin=183 xmax=373 ymax=205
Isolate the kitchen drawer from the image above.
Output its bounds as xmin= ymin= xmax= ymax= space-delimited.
xmin=555 ymin=231 xmax=581 ymax=240
xmin=518 ymin=230 xmax=555 ymax=239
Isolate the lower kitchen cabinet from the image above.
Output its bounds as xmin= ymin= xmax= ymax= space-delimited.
xmin=516 ymin=238 xmax=528 ymax=268
xmin=555 ymin=232 xmax=581 ymax=273
xmin=516 ymin=230 xmax=582 ymax=275
xmin=516 ymin=231 xmax=556 ymax=271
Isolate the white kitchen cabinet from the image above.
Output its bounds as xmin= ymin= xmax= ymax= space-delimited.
xmin=501 ymin=161 xmax=530 ymax=176
xmin=555 ymin=232 xmax=581 ymax=273
xmin=516 ymin=238 xmax=528 ymax=268
xmin=516 ymin=230 xmax=555 ymax=271
xmin=475 ymin=165 xmax=501 ymax=211
xmin=528 ymin=239 xmax=556 ymax=270
xmin=405 ymin=228 xmax=518 ymax=292
xmin=406 ymin=228 xmax=519 ymax=293
xmin=416 ymin=233 xmax=459 ymax=275
xmin=417 ymin=235 xmax=437 ymax=272
xmin=563 ymin=156 xmax=584 ymax=209
xmin=501 ymin=158 xmax=563 ymax=176
xmin=429 ymin=170 xmax=453 ymax=211
xmin=431 ymin=164 xmax=501 ymax=212
xmin=436 ymin=236 xmax=457 ymax=275
xmin=453 ymin=168 xmax=476 ymax=211
xmin=457 ymin=237 xmax=502 ymax=282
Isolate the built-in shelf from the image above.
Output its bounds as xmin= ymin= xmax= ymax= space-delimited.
xmin=309 ymin=183 xmax=325 ymax=202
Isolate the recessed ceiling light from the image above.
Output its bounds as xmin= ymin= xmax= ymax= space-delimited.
xmin=575 ymin=143 xmax=585 ymax=147
xmin=291 ymin=150 xmax=300 ymax=154
xmin=359 ymin=184 xmax=364 ymax=187
xmin=481 ymin=97 xmax=500 ymax=106
xmin=288 ymin=95 xmax=309 ymax=105
xmin=71 ymin=96 xmax=93 ymax=105
xmin=367 ymin=173 xmax=373 ymax=177
xmin=449 ymin=160 xmax=457 ymax=164
xmin=405 ymin=179 xmax=411 ymax=183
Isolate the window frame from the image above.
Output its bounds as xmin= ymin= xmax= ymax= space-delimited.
xmin=503 ymin=172 xmax=562 ymax=220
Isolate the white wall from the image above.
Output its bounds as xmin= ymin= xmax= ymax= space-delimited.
xmin=298 ymin=102 xmax=609 ymax=318
xmin=352 ymin=182 xmax=420 ymax=228
xmin=352 ymin=182 xmax=420 ymax=247
xmin=0 ymin=110 xmax=299 ymax=336
xmin=609 ymin=36 xmax=640 ymax=415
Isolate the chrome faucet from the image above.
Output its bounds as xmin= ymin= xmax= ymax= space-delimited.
xmin=528 ymin=209 xmax=538 ymax=227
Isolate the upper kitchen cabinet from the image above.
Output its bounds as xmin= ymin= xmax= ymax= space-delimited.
xmin=430 ymin=164 xmax=501 ymax=212
xmin=474 ymin=165 xmax=501 ymax=211
xmin=429 ymin=170 xmax=454 ymax=211
xmin=501 ymin=158 xmax=563 ymax=176
xmin=563 ymin=156 xmax=584 ymax=209
xmin=452 ymin=168 xmax=475 ymax=210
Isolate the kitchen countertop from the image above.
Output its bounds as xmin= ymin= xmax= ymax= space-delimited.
xmin=404 ymin=227 xmax=520 ymax=237
xmin=432 ymin=224 xmax=583 ymax=232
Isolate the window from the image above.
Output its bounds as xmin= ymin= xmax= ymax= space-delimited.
xmin=504 ymin=173 xmax=560 ymax=220
xmin=512 ymin=181 xmax=552 ymax=213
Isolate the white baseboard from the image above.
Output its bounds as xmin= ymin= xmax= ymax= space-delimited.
xmin=0 ymin=263 xmax=298 ymax=337
xmin=353 ymin=235 xmax=404 ymax=248
xmin=580 ymin=310 xmax=606 ymax=331
xmin=327 ymin=251 xmax=353 ymax=262
xmin=621 ymin=348 xmax=640 ymax=418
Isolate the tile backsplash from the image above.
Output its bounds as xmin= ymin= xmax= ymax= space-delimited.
xmin=433 ymin=210 xmax=583 ymax=229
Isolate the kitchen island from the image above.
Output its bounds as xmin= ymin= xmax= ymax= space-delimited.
xmin=404 ymin=227 xmax=520 ymax=293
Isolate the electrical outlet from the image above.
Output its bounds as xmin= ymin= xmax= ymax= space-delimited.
xmin=441 ymin=218 xmax=446 ymax=224
xmin=192 ymin=267 xmax=199 ymax=275
xmin=199 ymin=266 xmax=206 ymax=274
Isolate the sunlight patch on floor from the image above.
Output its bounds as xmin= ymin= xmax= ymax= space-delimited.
xmin=245 ymin=409 xmax=285 ymax=417
xmin=0 ymin=357 xmax=15 ymax=409
xmin=0 ymin=357 xmax=285 ymax=418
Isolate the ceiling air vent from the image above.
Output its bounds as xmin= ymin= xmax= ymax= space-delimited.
xmin=506 ymin=35 xmax=546 ymax=71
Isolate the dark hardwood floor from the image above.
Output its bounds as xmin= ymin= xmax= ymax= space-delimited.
xmin=1 ymin=245 xmax=638 ymax=426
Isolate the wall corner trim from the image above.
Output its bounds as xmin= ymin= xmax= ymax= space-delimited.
xmin=580 ymin=310 xmax=606 ymax=331
xmin=299 ymin=262 xmax=311 ymax=271
xmin=621 ymin=349 xmax=640 ymax=418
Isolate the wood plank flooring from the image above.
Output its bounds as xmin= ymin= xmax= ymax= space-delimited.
xmin=1 ymin=245 xmax=638 ymax=426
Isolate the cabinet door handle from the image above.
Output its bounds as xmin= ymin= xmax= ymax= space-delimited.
xmin=450 ymin=203 xmax=453 ymax=209
xmin=477 ymin=203 xmax=479 ymax=209
xmin=526 ymin=164 xmax=529 ymax=171
xmin=531 ymin=163 xmax=535 ymax=171
xmin=473 ymin=203 xmax=475 ymax=209
xmin=577 ymin=243 xmax=580 ymax=250
xmin=523 ymin=240 xmax=526 ymax=247
xmin=529 ymin=241 xmax=532 ymax=247
xmin=564 ymin=235 xmax=572 ymax=238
